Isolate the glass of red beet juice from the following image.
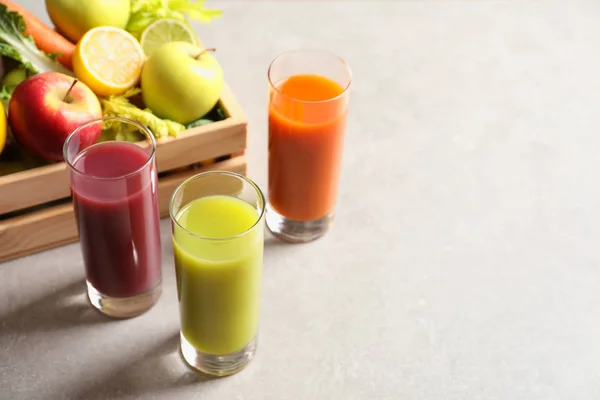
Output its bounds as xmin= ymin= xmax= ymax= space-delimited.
xmin=63 ymin=116 xmax=162 ymax=319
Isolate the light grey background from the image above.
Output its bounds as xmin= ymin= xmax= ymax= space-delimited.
xmin=2 ymin=0 xmax=600 ymax=399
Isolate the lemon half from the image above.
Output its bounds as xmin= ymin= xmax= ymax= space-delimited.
xmin=73 ymin=27 xmax=145 ymax=97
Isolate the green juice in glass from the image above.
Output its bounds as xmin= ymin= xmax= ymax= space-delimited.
xmin=173 ymin=195 xmax=264 ymax=355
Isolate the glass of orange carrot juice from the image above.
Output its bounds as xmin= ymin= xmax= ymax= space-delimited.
xmin=266 ymin=49 xmax=352 ymax=243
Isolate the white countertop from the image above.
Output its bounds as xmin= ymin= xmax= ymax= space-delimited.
xmin=3 ymin=1 xmax=600 ymax=399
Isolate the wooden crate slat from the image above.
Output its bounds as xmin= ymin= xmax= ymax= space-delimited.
xmin=155 ymin=117 xmax=246 ymax=172
xmin=0 ymin=155 xmax=247 ymax=262
xmin=0 ymin=163 xmax=70 ymax=216
xmin=0 ymin=201 xmax=77 ymax=262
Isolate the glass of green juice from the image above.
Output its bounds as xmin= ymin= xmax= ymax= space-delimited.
xmin=169 ymin=171 xmax=266 ymax=376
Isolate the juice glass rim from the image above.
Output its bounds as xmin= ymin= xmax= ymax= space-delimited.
xmin=63 ymin=116 xmax=157 ymax=181
xmin=267 ymin=48 xmax=353 ymax=104
xmin=169 ymin=170 xmax=266 ymax=242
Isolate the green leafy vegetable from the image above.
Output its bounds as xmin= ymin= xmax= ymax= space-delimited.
xmin=186 ymin=103 xmax=227 ymax=128
xmin=127 ymin=0 xmax=222 ymax=39
xmin=215 ymin=107 xmax=226 ymax=120
xmin=100 ymin=88 xmax=186 ymax=140
xmin=0 ymin=84 xmax=12 ymax=109
xmin=204 ymin=104 xmax=227 ymax=121
xmin=0 ymin=4 xmax=72 ymax=76
xmin=186 ymin=118 xmax=213 ymax=128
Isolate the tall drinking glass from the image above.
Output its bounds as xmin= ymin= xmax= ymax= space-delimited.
xmin=169 ymin=171 xmax=265 ymax=376
xmin=64 ymin=116 xmax=162 ymax=319
xmin=267 ymin=49 xmax=352 ymax=243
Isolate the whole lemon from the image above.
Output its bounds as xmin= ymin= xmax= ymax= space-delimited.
xmin=45 ymin=0 xmax=131 ymax=43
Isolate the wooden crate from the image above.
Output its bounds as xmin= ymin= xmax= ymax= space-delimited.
xmin=0 ymin=83 xmax=248 ymax=262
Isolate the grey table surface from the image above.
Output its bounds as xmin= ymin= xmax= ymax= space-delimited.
xmin=2 ymin=0 xmax=600 ymax=399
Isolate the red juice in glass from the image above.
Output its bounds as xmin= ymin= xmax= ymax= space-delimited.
xmin=64 ymin=117 xmax=162 ymax=318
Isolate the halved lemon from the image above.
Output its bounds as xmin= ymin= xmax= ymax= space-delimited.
xmin=140 ymin=19 xmax=197 ymax=57
xmin=73 ymin=27 xmax=145 ymax=97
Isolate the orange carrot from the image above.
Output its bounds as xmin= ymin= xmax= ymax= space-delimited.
xmin=1 ymin=0 xmax=74 ymax=70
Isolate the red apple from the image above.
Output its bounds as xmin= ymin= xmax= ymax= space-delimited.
xmin=8 ymin=72 xmax=102 ymax=161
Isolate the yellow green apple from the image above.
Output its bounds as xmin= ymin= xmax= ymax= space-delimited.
xmin=141 ymin=42 xmax=224 ymax=125
xmin=8 ymin=72 xmax=102 ymax=161
xmin=45 ymin=0 xmax=131 ymax=42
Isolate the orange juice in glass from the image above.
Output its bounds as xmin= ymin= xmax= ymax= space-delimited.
xmin=267 ymin=49 xmax=352 ymax=242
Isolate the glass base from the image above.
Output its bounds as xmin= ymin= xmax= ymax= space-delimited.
xmin=86 ymin=280 xmax=162 ymax=319
xmin=266 ymin=204 xmax=333 ymax=243
xmin=180 ymin=333 xmax=257 ymax=377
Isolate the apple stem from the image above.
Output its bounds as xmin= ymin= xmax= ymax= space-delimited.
xmin=194 ymin=48 xmax=216 ymax=60
xmin=64 ymin=79 xmax=78 ymax=103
